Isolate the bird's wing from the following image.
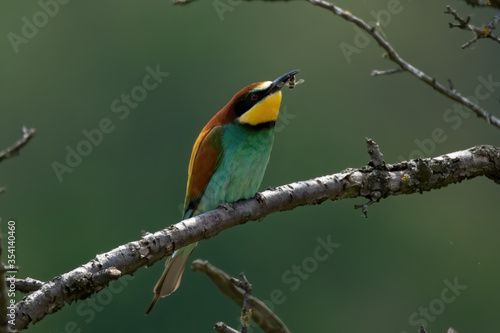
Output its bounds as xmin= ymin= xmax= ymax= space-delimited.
xmin=183 ymin=125 xmax=225 ymax=218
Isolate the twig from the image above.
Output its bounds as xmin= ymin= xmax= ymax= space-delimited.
xmin=193 ymin=260 xmax=290 ymax=333
xmin=0 ymin=266 xmax=17 ymax=274
xmin=231 ymin=273 xmax=252 ymax=333
xmin=354 ymin=199 xmax=377 ymax=218
xmin=12 ymin=145 xmax=500 ymax=331
xmin=172 ymin=0 xmax=198 ymax=4
xmin=370 ymin=67 xmax=404 ymax=77
xmin=0 ymin=127 xmax=36 ymax=164
xmin=445 ymin=5 xmax=500 ymax=48
xmin=299 ymin=0 xmax=500 ymax=129
xmin=464 ymin=0 xmax=500 ymax=8
xmin=11 ymin=278 xmax=44 ymax=294
xmin=214 ymin=322 xmax=240 ymax=333
xmin=487 ymin=10 xmax=500 ymax=29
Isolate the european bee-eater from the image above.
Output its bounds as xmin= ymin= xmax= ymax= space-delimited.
xmin=146 ymin=70 xmax=299 ymax=314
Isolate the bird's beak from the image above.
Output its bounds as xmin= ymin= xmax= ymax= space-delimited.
xmin=266 ymin=69 xmax=300 ymax=95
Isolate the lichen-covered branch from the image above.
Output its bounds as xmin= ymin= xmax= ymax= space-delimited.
xmin=13 ymin=267 xmax=122 ymax=330
xmin=0 ymin=127 xmax=36 ymax=164
xmin=12 ymin=144 xmax=500 ymax=331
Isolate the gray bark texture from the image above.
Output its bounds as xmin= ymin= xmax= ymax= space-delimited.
xmin=12 ymin=144 xmax=500 ymax=331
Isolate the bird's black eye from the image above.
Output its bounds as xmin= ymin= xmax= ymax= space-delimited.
xmin=250 ymin=93 xmax=258 ymax=101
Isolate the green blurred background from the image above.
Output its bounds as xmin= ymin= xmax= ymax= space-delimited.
xmin=1 ymin=0 xmax=499 ymax=332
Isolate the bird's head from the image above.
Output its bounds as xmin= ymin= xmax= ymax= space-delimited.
xmin=225 ymin=70 xmax=299 ymax=129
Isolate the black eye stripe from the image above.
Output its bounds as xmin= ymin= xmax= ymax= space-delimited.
xmin=234 ymin=89 xmax=266 ymax=117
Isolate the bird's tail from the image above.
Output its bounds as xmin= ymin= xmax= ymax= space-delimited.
xmin=146 ymin=242 xmax=197 ymax=314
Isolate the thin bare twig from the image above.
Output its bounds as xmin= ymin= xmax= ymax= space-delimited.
xmin=445 ymin=6 xmax=500 ymax=48
xmin=370 ymin=67 xmax=404 ymax=77
xmin=301 ymin=0 xmax=500 ymax=129
xmin=172 ymin=0 xmax=198 ymax=4
xmin=487 ymin=10 xmax=500 ymax=29
xmin=0 ymin=127 xmax=36 ymax=164
xmin=464 ymin=0 xmax=500 ymax=8
xmin=354 ymin=199 xmax=377 ymax=218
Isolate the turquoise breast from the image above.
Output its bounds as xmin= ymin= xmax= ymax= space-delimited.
xmin=195 ymin=124 xmax=274 ymax=215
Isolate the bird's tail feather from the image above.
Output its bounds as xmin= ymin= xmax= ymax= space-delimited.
xmin=146 ymin=242 xmax=197 ymax=314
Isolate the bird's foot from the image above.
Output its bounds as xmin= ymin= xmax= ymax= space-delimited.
xmin=218 ymin=202 xmax=233 ymax=211
xmin=254 ymin=192 xmax=266 ymax=204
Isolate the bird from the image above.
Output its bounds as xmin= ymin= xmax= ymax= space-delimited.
xmin=146 ymin=69 xmax=299 ymax=314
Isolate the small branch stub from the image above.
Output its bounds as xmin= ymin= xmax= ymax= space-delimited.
xmin=366 ymin=138 xmax=386 ymax=169
xmin=214 ymin=322 xmax=240 ymax=333
xmin=371 ymin=67 xmax=404 ymax=77
xmin=12 ymin=278 xmax=44 ymax=293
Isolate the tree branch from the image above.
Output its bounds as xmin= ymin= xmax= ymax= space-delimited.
xmin=210 ymin=271 xmax=253 ymax=333
xmin=0 ymin=127 xmax=36 ymax=164
xmin=300 ymin=0 xmax=500 ymax=129
xmin=445 ymin=6 xmax=500 ymax=48
xmin=463 ymin=0 xmax=500 ymax=8
xmin=192 ymin=259 xmax=290 ymax=333
xmin=11 ymin=144 xmax=500 ymax=331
